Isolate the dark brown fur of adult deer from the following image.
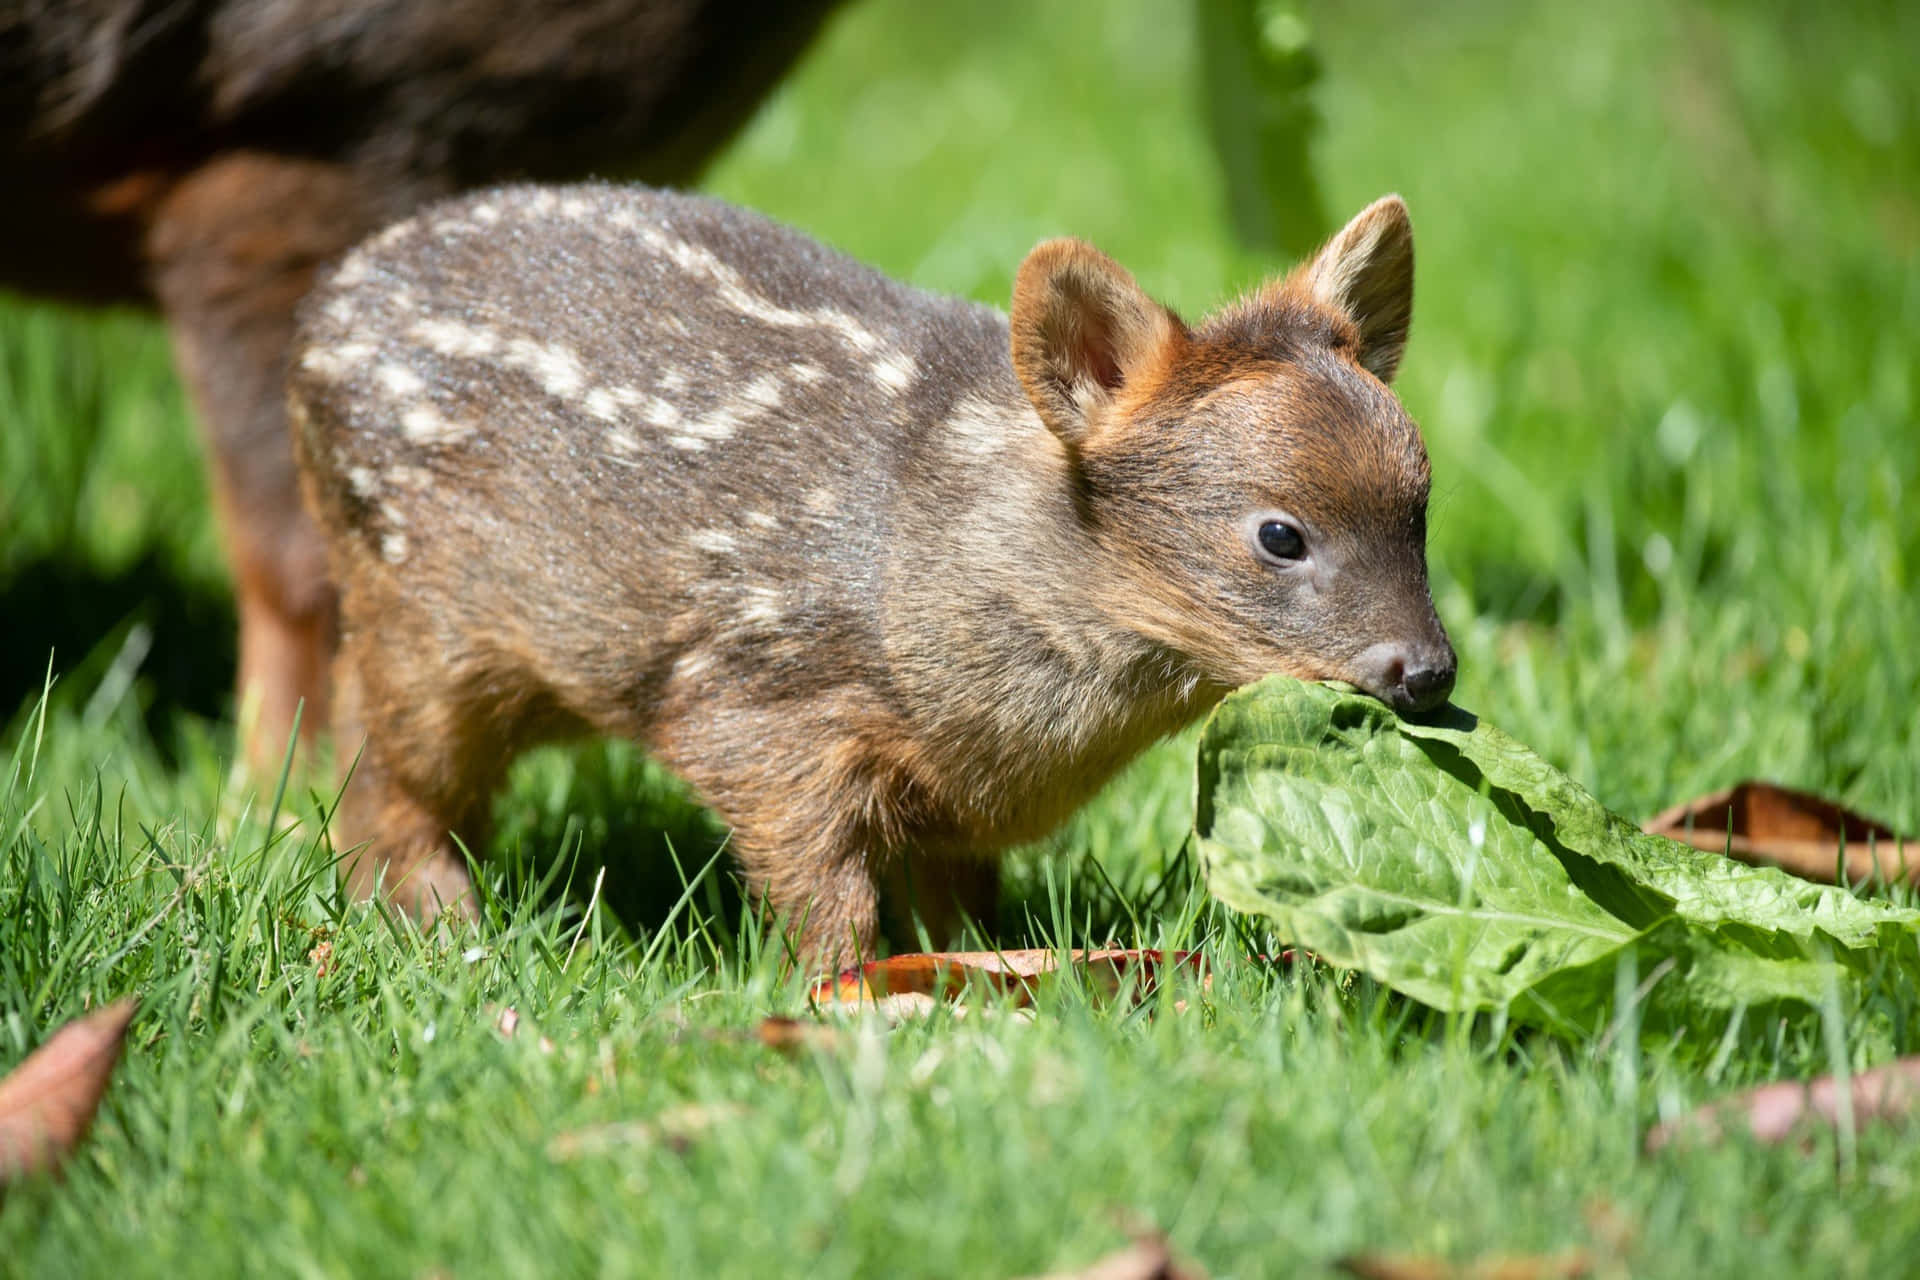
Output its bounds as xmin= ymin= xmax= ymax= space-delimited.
xmin=1 ymin=0 xmax=841 ymax=771
xmin=289 ymin=186 xmax=1456 ymax=969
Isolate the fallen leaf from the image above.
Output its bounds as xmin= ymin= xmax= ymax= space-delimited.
xmin=0 ymin=999 xmax=138 ymax=1187
xmin=1196 ymin=679 xmax=1920 ymax=1050
xmin=1337 ymin=1250 xmax=1591 ymax=1280
xmin=1643 ymin=781 xmax=1913 ymax=886
xmin=756 ymin=1016 xmax=845 ymax=1054
xmin=547 ymin=1101 xmax=746 ymax=1161
xmin=812 ymin=948 xmax=1207 ymax=1017
xmin=1019 ymin=1232 xmax=1205 ymax=1280
xmin=1645 ymin=1055 xmax=1920 ymax=1152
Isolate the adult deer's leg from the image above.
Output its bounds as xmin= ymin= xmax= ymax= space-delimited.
xmin=144 ymin=153 xmax=412 ymax=776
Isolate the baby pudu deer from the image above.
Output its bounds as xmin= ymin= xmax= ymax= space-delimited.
xmin=289 ymin=186 xmax=1455 ymax=970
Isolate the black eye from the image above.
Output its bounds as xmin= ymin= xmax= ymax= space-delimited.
xmin=1257 ymin=520 xmax=1306 ymax=562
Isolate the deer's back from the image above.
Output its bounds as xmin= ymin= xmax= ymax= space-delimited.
xmin=292 ymin=184 xmax=1025 ymax=726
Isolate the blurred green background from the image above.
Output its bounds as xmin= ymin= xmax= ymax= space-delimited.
xmin=3 ymin=0 xmax=1916 ymax=855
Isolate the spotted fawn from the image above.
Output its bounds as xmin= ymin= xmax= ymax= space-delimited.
xmin=288 ymin=186 xmax=1456 ymax=969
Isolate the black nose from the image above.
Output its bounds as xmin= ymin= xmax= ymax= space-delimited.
xmin=1402 ymin=655 xmax=1456 ymax=711
xmin=1353 ymin=640 xmax=1457 ymax=713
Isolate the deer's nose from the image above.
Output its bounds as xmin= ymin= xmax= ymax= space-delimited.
xmin=1352 ymin=640 xmax=1456 ymax=714
xmin=1401 ymin=654 xmax=1456 ymax=710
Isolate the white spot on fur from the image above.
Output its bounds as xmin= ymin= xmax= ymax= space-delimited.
xmin=739 ymin=374 xmax=784 ymax=411
xmin=643 ymin=229 xmax=891 ymax=356
xmin=818 ymin=310 xmax=884 ymax=354
xmin=324 ymin=296 xmax=358 ymax=327
xmin=347 ymin=466 xmax=380 ymax=499
xmin=376 ymin=363 xmax=426 ymax=398
xmin=410 ymin=318 xmax=499 ymax=360
xmin=676 ymin=409 xmax=738 ymax=444
xmin=691 ymin=529 xmax=738 ymax=555
xmin=369 ymin=220 xmax=413 ymax=251
xmin=299 ymin=341 xmax=374 ymax=381
xmin=381 ymin=530 xmax=409 ymax=564
xmin=387 ymin=464 xmax=434 ymax=491
xmin=605 ymin=427 xmax=642 ymax=457
xmin=559 ymin=195 xmax=591 ymax=219
xmin=505 ymin=338 xmax=586 ymax=400
xmin=658 ymin=368 xmax=689 ymax=394
xmin=470 ymin=201 xmax=500 ymax=225
xmin=401 ymin=403 xmax=467 ymax=445
xmin=643 ymin=397 xmax=683 ymax=430
xmin=945 ymin=395 xmax=1013 ymax=456
xmin=872 ymin=352 xmax=916 ymax=392
xmin=790 ymin=362 xmax=826 ymax=386
xmin=738 ymin=587 xmax=783 ymax=626
xmin=667 ymin=435 xmax=707 ymax=453
xmin=330 ymin=256 xmax=370 ymax=289
xmin=672 ymin=649 xmax=713 ymax=683
xmin=584 ymin=388 xmax=621 ymax=422
xmin=744 ymin=511 xmax=780 ymax=531
xmin=585 ymin=384 xmax=647 ymax=424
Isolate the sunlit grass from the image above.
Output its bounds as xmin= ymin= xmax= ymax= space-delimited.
xmin=3 ymin=0 xmax=1918 ymax=1273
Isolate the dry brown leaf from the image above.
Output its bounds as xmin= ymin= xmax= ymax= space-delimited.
xmin=1643 ymin=781 xmax=1913 ymax=886
xmin=811 ymin=948 xmax=1208 ymax=1015
xmin=0 ymin=999 xmax=138 ymax=1187
xmin=755 ymin=1016 xmax=845 ymax=1055
xmin=1645 ymin=1055 xmax=1920 ymax=1152
xmin=1020 ymin=1233 xmax=1205 ymax=1280
xmin=1337 ymin=1258 xmax=1448 ymax=1280
xmin=546 ymin=1101 xmax=746 ymax=1161
xmin=1337 ymin=1251 xmax=1591 ymax=1280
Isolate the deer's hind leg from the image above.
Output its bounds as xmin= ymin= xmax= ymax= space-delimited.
xmin=328 ymin=612 xmax=579 ymax=923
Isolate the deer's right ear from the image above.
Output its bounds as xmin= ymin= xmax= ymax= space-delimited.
xmin=1011 ymin=239 xmax=1183 ymax=447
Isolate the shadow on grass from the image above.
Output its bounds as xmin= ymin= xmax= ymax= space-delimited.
xmin=488 ymin=742 xmax=747 ymax=950
xmin=0 ymin=553 xmax=1173 ymax=957
xmin=0 ymin=552 xmax=236 ymax=755
xmin=485 ymin=740 xmax=1176 ymax=958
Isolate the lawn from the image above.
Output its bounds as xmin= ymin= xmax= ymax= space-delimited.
xmin=4 ymin=0 xmax=1919 ymax=1274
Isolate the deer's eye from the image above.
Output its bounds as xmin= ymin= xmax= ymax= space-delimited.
xmin=1256 ymin=520 xmax=1306 ymax=562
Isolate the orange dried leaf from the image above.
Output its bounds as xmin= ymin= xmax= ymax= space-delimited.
xmin=1643 ymin=781 xmax=1913 ymax=886
xmin=1645 ymin=1055 xmax=1920 ymax=1152
xmin=0 ymin=998 xmax=138 ymax=1186
xmin=1021 ymin=1233 xmax=1206 ymax=1280
xmin=756 ymin=1016 xmax=845 ymax=1054
xmin=547 ymin=1101 xmax=746 ymax=1161
xmin=812 ymin=948 xmax=1207 ymax=1013
xmin=1337 ymin=1251 xmax=1591 ymax=1280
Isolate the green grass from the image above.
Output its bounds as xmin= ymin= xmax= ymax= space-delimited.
xmin=4 ymin=0 xmax=1920 ymax=1274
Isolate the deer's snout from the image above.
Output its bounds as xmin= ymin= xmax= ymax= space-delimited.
xmin=1351 ymin=637 xmax=1457 ymax=714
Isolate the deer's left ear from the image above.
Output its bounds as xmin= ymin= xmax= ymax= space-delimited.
xmin=1011 ymin=238 xmax=1184 ymax=447
xmin=1301 ymin=194 xmax=1414 ymax=384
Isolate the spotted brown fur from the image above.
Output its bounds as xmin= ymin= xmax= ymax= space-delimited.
xmin=290 ymin=186 xmax=1455 ymax=970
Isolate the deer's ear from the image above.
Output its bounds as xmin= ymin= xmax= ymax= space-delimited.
xmin=1300 ymin=195 xmax=1414 ymax=384
xmin=1011 ymin=239 xmax=1183 ymax=446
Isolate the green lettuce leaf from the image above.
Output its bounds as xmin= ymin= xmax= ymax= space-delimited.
xmin=1193 ymin=677 xmax=1920 ymax=1040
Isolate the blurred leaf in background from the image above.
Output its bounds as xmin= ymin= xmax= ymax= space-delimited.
xmin=1196 ymin=0 xmax=1329 ymax=257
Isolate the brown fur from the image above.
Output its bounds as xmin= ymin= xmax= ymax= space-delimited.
xmin=289 ymin=187 xmax=1455 ymax=971
xmin=3 ymin=0 xmax=843 ymax=772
